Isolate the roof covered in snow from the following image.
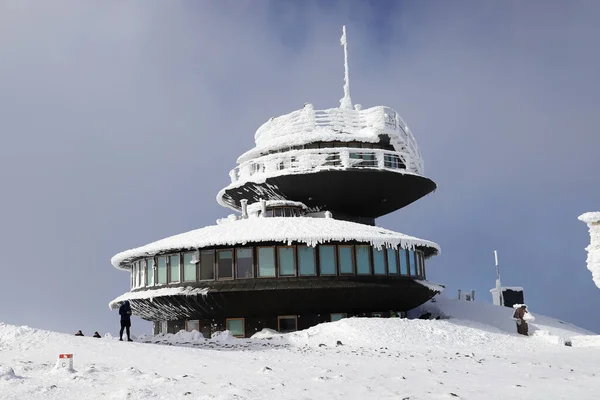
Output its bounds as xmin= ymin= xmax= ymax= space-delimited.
xmin=111 ymin=216 xmax=440 ymax=270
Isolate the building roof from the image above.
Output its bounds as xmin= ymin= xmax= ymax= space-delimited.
xmin=111 ymin=216 xmax=440 ymax=270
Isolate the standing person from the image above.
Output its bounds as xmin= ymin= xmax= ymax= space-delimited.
xmin=93 ymin=331 xmax=101 ymax=338
xmin=119 ymin=300 xmax=133 ymax=342
xmin=513 ymin=304 xmax=529 ymax=336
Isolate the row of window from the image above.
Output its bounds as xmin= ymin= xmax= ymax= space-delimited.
xmin=250 ymin=150 xmax=405 ymax=175
xmin=259 ymin=141 xmax=395 ymax=158
xmin=129 ymin=244 xmax=427 ymax=289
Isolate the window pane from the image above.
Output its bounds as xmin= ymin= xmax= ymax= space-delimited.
xmin=236 ymin=248 xmax=254 ymax=278
xmin=137 ymin=263 xmax=142 ymax=287
xmin=278 ymin=316 xmax=297 ymax=333
xmin=274 ymin=208 xmax=282 ymax=217
xmin=421 ymin=253 xmax=426 ymax=278
xmin=373 ymin=248 xmax=386 ymax=275
xmin=183 ymin=252 xmax=196 ymax=282
xmin=258 ymin=247 xmax=276 ymax=277
xmin=217 ymin=250 xmax=233 ymax=280
xmin=338 ymin=246 xmax=354 ymax=274
xmin=409 ymin=250 xmax=417 ymax=276
xmin=200 ymin=250 xmax=215 ymax=280
xmin=298 ymin=245 xmax=316 ymax=276
xmin=331 ymin=313 xmax=347 ymax=322
xmin=319 ymin=245 xmax=336 ymax=275
xmin=169 ymin=255 xmax=180 ymax=282
xmin=283 ymin=208 xmax=293 ymax=217
xmin=399 ymin=249 xmax=409 ymax=275
xmin=356 ymin=245 xmax=371 ymax=275
xmin=160 ymin=321 xmax=167 ymax=334
xmin=157 ymin=256 xmax=167 ymax=284
xmin=226 ymin=319 xmax=244 ymax=337
xmin=146 ymin=259 xmax=152 ymax=286
xmin=131 ymin=264 xmax=135 ymax=288
xmin=278 ymin=247 xmax=295 ymax=276
xmin=186 ymin=320 xmax=199 ymax=332
xmin=387 ymin=249 xmax=398 ymax=274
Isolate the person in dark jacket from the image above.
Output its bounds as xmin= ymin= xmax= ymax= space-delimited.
xmin=513 ymin=304 xmax=529 ymax=336
xmin=93 ymin=331 xmax=101 ymax=338
xmin=119 ymin=300 xmax=133 ymax=342
xmin=75 ymin=330 xmax=84 ymax=336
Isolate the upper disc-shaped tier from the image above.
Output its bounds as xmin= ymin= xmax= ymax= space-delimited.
xmin=217 ymin=103 xmax=436 ymax=221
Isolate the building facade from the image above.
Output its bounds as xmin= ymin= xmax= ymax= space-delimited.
xmin=109 ymin=27 xmax=442 ymax=338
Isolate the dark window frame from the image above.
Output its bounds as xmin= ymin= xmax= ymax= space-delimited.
xmin=199 ymin=249 xmax=216 ymax=281
xmin=355 ymin=244 xmax=372 ymax=275
xmin=257 ymin=246 xmax=277 ymax=278
xmin=216 ymin=248 xmax=235 ymax=281
xmin=277 ymin=315 xmax=298 ymax=333
xmin=337 ymin=244 xmax=355 ymax=275
xmin=318 ymin=244 xmax=338 ymax=276
xmin=226 ymin=318 xmax=245 ymax=338
xmin=277 ymin=245 xmax=297 ymax=277
xmin=297 ymin=244 xmax=317 ymax=276
xmin=235 ymin=247 xmax=254 ymax=279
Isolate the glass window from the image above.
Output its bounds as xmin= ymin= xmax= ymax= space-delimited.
xmin=131 ymin=264 xmax=135 ymax=288
xmin=157 ymin=256 xmax=167 ymax=284
xmin=278 ymin=316 xmax=297 ymax=333
xmin=283 ymin=208 xmax=293 ymax=217
xmin=356 ymin=245 xmax=371 ymax=275
xmin=331 ymin=313 xmax=347 ymax=322
xmin=186 ymin=320 xmax=199 ymax=332
xmin=258 ymin=247 xmax=276 ymax=277
xmin=200 ymin=250 xmax=215 ymax=280
xmin=373 ymin=248 xmax=386 ymax=275
xmin=217 ymin=250 xmax=233 ymax=280
xmin=160 ymin=321 xmax=167 ymax=334
xmin=140 ymin=261 xmax=146 ymax=287
xmin=319 ymin=245 xmax=336 ymax=275
xmin=183 ymin=252 xmax=196 ymax=282
xmin=274 ymin=208 xmax=283 ymax=217
xmin=338 ymin=245 xmax=354 ymax=274
xmin=409 ymin=250 xmax=417 ymax=276
xmin=399 ymin=249 xmax=409 ymax=275
xmin=421 ymin=253 xmax=426 ymax=278
xmin=226 ymin=318 xmax=245 ymax=337
xmin=137 ymin=263 xmax=142 ymax=287
xmin=278 ymin=246 xmax=296 ymax=276
xmin=169 ymin=254 xmax=180 ymax=283
xmin=387 ymin=248 xmax=398 ymax=275
xmin=236 ymin=248 xmax=254 ymax=278
xmin=298 ymin=245 xmax=316 ymax=276
xmin=146 ymin=259 xmax=153 ymax=286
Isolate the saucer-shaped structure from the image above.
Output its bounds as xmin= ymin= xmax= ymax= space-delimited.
xmin=109 ymin=27 xmax=442 ymax=338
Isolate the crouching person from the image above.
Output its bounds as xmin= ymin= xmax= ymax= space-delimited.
xmin=119 ymin=300 xmax=133 ymax=342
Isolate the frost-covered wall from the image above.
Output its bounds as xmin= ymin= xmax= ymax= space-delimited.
xmin=578 ymin=212 xmax=600 ymax=288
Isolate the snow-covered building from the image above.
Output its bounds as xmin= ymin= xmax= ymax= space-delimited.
xmin=109 ymin=27 xmax=442 ymax=338
xmin=578 ymin=212 xmax=600 ymax=289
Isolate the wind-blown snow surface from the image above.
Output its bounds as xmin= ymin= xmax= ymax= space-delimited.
xmin=1 ymin=299 xmax=599 ymax=399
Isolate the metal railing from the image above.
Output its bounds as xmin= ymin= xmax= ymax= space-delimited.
xmin=229 ymin=147 xmax=419 ymax=184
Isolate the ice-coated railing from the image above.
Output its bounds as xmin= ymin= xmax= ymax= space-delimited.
xmin=228 ymin=147 xmax=420 ymax=184
xmin=248 ymin=104 xmax=424 ymax=172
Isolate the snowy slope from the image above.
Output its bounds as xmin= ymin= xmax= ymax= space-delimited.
xmin=1 ymin=299 xmax=599 ymax=399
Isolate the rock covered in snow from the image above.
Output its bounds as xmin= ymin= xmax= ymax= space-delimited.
xmin=578 ymin=212 xmax=600 ymax=288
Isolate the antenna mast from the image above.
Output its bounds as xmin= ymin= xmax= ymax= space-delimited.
xmin=339 ymin=25 xmax=353 ymax=110
xmin=494 ymin=250 xmax=504 ymax=306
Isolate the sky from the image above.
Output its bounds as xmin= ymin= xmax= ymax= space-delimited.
xmin=1 ymin=0 xmax=599 ymax=336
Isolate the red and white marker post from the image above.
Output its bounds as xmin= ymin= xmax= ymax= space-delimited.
xmin=54 ymin=353 xmax=74 ymax=371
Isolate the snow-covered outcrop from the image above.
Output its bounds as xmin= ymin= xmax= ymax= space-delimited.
xmin=578 ymin=212 xmax=600 ymax=288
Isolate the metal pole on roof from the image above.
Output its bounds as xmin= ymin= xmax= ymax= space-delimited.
xmin=494 ymin=250 xmax=504 ymax=307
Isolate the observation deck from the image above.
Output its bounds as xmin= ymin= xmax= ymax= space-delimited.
xmin=217 ymin=104 xmax=436 ymax=222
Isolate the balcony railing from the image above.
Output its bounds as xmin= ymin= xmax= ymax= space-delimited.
xmin=229 ymin=147 xmax=421 ymax=184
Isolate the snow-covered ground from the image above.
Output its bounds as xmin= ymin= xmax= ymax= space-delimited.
xmin=1 ymin=297 xmax=599 ymax=399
